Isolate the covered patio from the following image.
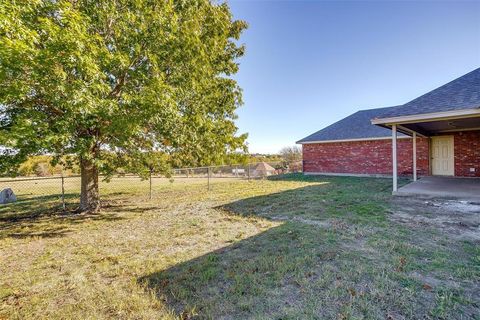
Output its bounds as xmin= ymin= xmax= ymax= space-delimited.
xmin=370 ymin=68 xmax=480 ymax=197
xmin=394 ymin=176 xmax=480 ymax=201
xmin=372 ymin=107 xmax=480 ymax=196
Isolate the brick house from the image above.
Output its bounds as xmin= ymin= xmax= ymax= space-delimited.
xmin=297 ymin=68 xmax=480 ymax=192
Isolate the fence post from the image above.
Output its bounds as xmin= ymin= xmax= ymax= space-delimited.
xmin=207 ymin=167 xmax=211 ymax=191
xmin=149 ymin=170 xmax=152 ymax=200
xmin=61 ymin=173 xmax=66 ymax=211
xmin=247 ymin=163 xmax=251 ymax=181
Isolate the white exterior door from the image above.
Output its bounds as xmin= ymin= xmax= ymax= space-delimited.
xmin=431 ymin=136 xmax=454 ymax=176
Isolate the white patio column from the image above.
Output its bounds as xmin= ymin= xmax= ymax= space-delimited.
xmin=413 ymin=132 xmax=417 ymax=181
xmin=392 ymin=124 xmax=398 ymax=192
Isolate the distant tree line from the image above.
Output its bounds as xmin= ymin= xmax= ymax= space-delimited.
xmin=12 ymin=148 xmax=301 ymax=178
xmin=17 ymin=155 xmax=79 ymax=177
xmin=12 ymin=152 xmax=250 ymax=178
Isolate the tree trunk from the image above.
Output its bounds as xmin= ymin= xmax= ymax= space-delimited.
xmin=79 ymin=157 xmax=100 ymax=213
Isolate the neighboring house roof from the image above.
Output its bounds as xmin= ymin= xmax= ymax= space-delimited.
xmin=377 ymin=68 xmax=480 ymax=119
xmin=254 ymin=162 xmax=275 ymax=171
xmin=297 ymin=106 xmax=407 ymax=143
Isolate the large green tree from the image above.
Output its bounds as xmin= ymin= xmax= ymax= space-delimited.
xmin=0 ymin=0 xmax=247 ymax=212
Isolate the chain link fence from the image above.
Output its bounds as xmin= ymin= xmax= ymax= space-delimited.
xmin=0 ymin=161 xmax=302 ymax=210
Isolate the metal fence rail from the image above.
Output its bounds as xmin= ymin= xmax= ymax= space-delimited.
xmin=0 ymin=161 xmax=301 ymax=210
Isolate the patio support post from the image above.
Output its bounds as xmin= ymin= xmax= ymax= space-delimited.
xmin=392 ymin=124 xmax=398 ymax=192
xmin=413 ymin=132 xmax=417 ymax=181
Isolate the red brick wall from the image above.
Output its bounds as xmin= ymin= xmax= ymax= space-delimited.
xmin=302 ymin=130 xmax=479 ymax=177
xmin=302 ymin=138 xmax=430 ymax=176
xmin=451 ymin=130 xmax=480 ymax=177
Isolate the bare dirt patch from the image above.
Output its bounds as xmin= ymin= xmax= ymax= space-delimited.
xmin=389 ymin=197 xmax=480 ymax=241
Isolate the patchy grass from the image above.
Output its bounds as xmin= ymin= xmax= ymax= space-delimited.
xmin=0 ymin=174 xmax=478 ymax=319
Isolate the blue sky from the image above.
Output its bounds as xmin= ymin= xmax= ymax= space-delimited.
xmin=228 ymin=0 xmax=480 ymax=154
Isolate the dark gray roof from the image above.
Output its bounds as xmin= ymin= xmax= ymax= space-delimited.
xmin=297 ymin=106 xmax=406 ymax=143
xmin=378 ymin=68 xmax=480 ymax=118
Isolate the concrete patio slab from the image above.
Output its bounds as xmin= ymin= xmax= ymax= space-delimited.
xmin=394 ymin=176 xmax=480 ymax=201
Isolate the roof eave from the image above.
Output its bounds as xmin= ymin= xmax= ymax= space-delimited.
xmin=296 ymin=136 xmax=411 ymax=144
xmin=371 ymin=107 xmax=480 ymax=125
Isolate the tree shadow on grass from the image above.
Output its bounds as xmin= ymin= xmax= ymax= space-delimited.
xmin=0 ymin=194 xmax=76 ymax=218
xmin=0 ymin=193 xmax=127 ymax=239
xmin=139 ymin=222 xmax=349 ymax=319
xmin=139 ymin=181 xmax=416 ymax=319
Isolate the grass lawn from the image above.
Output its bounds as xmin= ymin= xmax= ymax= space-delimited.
xmin=0 ymin=174 xmax=478 ymax=319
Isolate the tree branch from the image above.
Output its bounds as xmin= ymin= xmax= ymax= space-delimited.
xmin=107 ymin=43 xmax=147 ymax=99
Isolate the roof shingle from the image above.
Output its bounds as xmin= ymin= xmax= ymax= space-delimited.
xmin=378 ymin=68 xmax=480 ymax=118
xmin=297 ymin=106 xmax=406 ymax=143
